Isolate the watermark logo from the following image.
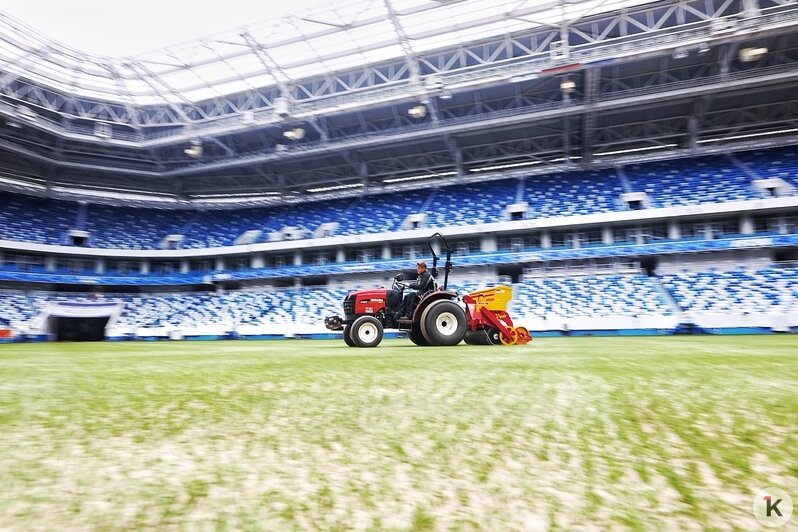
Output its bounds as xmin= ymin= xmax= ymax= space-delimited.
xmin=753 ymin=487 xmax=793 ymax=527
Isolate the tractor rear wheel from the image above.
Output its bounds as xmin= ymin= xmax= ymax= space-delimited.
xmin=420 ymin=300 xmax=467 ymax=346
xmin=351 ymin=316 xmax=383 ymax=348
xmin=342 ymin=325 xmax=356 ymax=347
xmin=409 ymin=324 xmax=431 ymax=346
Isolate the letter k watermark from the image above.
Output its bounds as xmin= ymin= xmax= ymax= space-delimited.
xmin=765 ymin=496 xmax=783 ymax=517
xmin=754 ymin=487 xmax=793 ymax=527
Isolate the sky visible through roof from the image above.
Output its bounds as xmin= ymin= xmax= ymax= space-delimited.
xmin=0 ymin=0 xmax=660 ymax=105
xmin=1 ymin=0 xmax=322 ymax=57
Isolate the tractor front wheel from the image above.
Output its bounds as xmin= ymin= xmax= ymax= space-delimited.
xmin=342 ymin=325 xmax=356 ymax=347
xmin=350 ymin=316 xmax=384 ymax=348
xmin=420 ymin=300 xmax=467 ymax=346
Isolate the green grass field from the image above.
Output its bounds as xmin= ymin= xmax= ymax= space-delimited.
xmin=0 ymin=337 xmax=796 ymax=530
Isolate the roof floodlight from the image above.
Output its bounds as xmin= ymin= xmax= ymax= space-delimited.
xmin=283 ymin=127 xmax=305 ymax=140
xmin=560 ymin=79 xmax=576 ymax=93
xmin=184 ymin=139 xmax=203 ymax=158
xmin=697 ymin=42 xmax=711 ymax=54
xmin=739 ymin=47 xmax=767 ymax=62
xmin=408 ymin=104 xmax=427 ymax=118
xmin=672 ymin=47 xmax=689 ymax=59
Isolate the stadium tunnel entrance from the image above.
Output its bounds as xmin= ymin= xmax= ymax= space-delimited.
xmin=641 ymin=257 xmax=658 ymax=276
xmin=54 ymin=316 xmax=109 ymax=341
xmin=498 ymin=264 xmax=523 ymax=284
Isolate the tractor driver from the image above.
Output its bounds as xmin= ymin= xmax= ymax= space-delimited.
xmin=397 ymin=261 xmax=434 ymax=319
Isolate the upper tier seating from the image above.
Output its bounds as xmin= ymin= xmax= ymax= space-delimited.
xmin=523 ymin=169 xmax=624 ymax=218
xmin=338 ymin=190 xmax=429 ymax=235
xmin=1 ymin=147 xmax=793 ymax=250
xmin=0 ymin=194 xmax=77 ymax=244
xmin=427 ymin=179 xmax=518 ymax=227
xmin=86 ymin=204 xmax=195 ymax=249
xmin=736 ymin=146 xmax=798 ymax=189
xmin=624 ymin=155 xmax=757 ymax=208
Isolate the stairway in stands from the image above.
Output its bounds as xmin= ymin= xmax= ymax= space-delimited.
xmin=648 ymin=275 xmax=686 ymax=318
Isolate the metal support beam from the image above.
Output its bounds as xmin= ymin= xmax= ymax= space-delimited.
xmin=742 ymin=0 xmax=761 ymax=18
xmin=360 ymin=161 xmax=369 ymax=192
xmin=582 ymin=67 xmax=599 ymax=164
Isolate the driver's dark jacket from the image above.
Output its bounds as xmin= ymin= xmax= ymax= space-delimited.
xmin=405 ymin=270 xmax=433 ymax=292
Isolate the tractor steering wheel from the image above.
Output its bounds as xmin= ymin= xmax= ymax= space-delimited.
xmin=392 ymin=276 xmax=409 ymax=291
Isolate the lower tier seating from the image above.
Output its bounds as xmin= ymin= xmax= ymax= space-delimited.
xmin=2 ymin=266 xmax=795 ymax=334
xmin=660 ymin=267 xmax=798 ymax=315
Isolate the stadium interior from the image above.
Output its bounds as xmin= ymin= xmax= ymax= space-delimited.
xmin=2 ymin=2 xmax=798 ymax=530
xmin=1 ymin=0 xmax=798 ymax=340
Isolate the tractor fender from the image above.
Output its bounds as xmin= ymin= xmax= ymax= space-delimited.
xmin=411 ymin=290 xmax=460 ymax=322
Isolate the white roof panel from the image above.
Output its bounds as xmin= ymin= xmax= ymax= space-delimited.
xmin=0 ymin=0 xmax=662 ymax=106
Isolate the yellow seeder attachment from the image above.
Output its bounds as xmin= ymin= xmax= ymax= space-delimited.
xmin=463 ymin=285 xmax=531 ymax=345
xmin=468 ymin=285 xmax=513 ymax=312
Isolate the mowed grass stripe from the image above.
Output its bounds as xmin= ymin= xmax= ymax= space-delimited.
xmin=0 ymin=337 xmax=796 ymax=530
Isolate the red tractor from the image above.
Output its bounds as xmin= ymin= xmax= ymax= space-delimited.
xmin=325 ymin=233 xmax=532 ymax=348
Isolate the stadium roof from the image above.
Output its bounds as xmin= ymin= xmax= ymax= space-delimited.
xmin=0 ymin=0 xmax=659 ymax=105
xmin=3 ymin=0 xmax=798 ymax=205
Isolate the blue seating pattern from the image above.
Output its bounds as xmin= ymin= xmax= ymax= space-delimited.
xmin=337 ymin=190 xmax=429 ymax=235
xmin=3 ymin=266 xmax=797 ymax=333
xmin=427 ymin=179 xmax=517 ymax=227
xmin=1 ymin=148 xmax=795 ymax=250
xmin=17 ymin=288 xmax=350 ymax=330
xmin=511 ymin=274 xmax=671 ymax=319
xmin=85 ymin=204 xmax=194 ymax=249
xmin=660 ymin=268 xmax=798 ymax=314
xmin=736 ymin=146 xmax=798 ymax=189
xmin=0 ymin=290 xmax=35 ymax=329
xmin=624 ymin=156 xmax=756 ymax=208
xmin=0 ymin=194 xmax=77 ymax=244
xmin=524 ymin=169 xmax=623 ymax=218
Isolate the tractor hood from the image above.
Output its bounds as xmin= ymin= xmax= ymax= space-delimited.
xmin=348 ymin=288 xmax=389 ymax=301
